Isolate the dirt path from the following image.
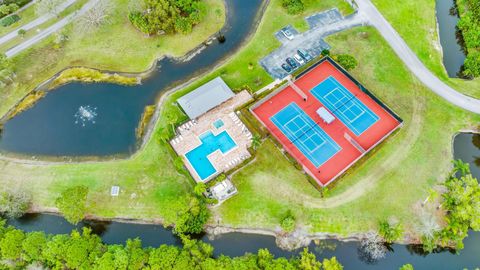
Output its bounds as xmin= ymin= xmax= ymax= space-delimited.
xmin=251 ymin=85 xmax=424 ymax=208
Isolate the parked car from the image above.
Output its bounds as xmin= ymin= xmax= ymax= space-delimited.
xmin=286 ymin=57 xmax=298 ymax=68
xmin=294 ymin=54 xmax=305 ymax=65
xmin=281 ymin=28 xmax=294 ymax=40
xmin=297 ymin=49 xmax=313 ymax=61
xmin=281 ymin=63 xmax=292 ymax=72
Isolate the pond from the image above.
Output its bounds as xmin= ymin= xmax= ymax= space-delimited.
xmin=436 ymin=0 xmax=466 ymax=77
xmin=6 ymin=133 xmax=480 ymax=269
xmin=0 ymin=0 xmax=264 ymax=156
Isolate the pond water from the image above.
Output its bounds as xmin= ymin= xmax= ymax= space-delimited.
xmin=0 ymin=0 xmax=264 ymax=156
xmin=436 ymin=0 xmax=466 ymax=77
xmin=6 ymin=133 xmax=480 ymax=269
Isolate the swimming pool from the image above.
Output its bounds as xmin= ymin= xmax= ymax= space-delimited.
xmin=213 ymin=119 xmax=224 ymax=129
xmin=185 ymin=130 xmax=237 ymax=181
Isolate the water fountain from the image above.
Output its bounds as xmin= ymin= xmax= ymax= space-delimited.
xmin=74 ymin=105 xmax=97 ymax=127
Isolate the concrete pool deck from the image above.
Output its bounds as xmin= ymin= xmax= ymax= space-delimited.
xmin=170 ymin=90 xmax=253 ymax=182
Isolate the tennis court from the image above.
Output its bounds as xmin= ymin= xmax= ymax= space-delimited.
xmin=270 ymin=102 xmax=341 ymax=167
xmin=311 ymin=76 xmax=379 ymax=136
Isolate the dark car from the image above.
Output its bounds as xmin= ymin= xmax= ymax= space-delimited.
xmin=281 ymin=63 xmax=292 ymax=72
xmin=286 ymin=57 xmax=298 ymax=68
xmin=297 ymin=49 xmax=312 ymax=61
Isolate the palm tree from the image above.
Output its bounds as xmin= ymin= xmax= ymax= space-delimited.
xmin=422 ymin=188 xmax=439 ymax=206
xmin=251 ymin=135 xmax=261 ymax=150
xmin=452 ymin=159 xmax=470 ymax=176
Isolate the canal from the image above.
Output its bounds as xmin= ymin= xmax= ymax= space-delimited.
xmin=7 ymin=133 xmax=480 ymax=269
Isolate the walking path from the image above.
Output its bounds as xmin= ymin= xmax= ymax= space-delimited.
xmin=0 ymin=0 xmax=77 ymax=46
xmin=5 ymin=0 xmax=98 ymax=58
xmin=356 ymin=0 xmax=480 ymax=114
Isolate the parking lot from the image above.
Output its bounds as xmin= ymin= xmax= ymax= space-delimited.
xmin=259 ymin=8 xmax=367 ymax=79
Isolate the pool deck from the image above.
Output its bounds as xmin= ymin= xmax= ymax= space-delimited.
xmin=170 ymin=90 xmax=253 ymax=182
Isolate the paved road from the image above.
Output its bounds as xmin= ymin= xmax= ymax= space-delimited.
xmin=0 ymin=0 xmax=77 ymax=46
xmin=356 ymin=0 xmax=480 ymax=114
xmin=5 ymin=0 xmax=98 ymax=58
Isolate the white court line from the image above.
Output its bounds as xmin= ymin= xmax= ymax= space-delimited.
xmin=270 ymin=102 xmax=342 ymax=167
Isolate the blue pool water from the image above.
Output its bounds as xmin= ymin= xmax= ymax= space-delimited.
xmin=213 ymin=119 xmax=225 ymax=129
xmin=185 ymin=130 xmax=237 ymax=180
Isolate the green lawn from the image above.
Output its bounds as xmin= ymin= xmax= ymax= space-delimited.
xmin=215 ymin=26 xmax=479 ymax=235
xmin=370 ymin=0 xmax=480 ymax=99
xmin=0 ymin=0 xmax=225 ymax=117
xmin=0 ymin=0 xmax=478 ymax=239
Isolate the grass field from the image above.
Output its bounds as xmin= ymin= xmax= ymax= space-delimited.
xmin=0 ymin=0 xmax=225 ymax=117
xmin=370 ymin=0 xmax=480 ymax=99
xmin=214 ymin=26 xmax=479 ymax=235
xmin=0 ymin=0 xmax=478 ymax=238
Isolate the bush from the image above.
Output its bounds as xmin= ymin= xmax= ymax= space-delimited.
xmin=462 ymin=51 xmax=480 ymax=77
xmin=282 ymin=0 xmax=304 ymax=15
xmin=335 ymin=54 xmax=358 ymax=71
xmin=55 ymin=186 xmax=89 ymax=225
xmin=378 ymin=219 xmax=403 ymax=243
xmin=0 ymin=14 xmax=20 ymax=27
xmin=128 ymin=11 xmax=152 ymax=35
xmin=280 ymin=210 xmax=296 ymax=232
xmin=0 ymin=189 xmax=31 ymax=218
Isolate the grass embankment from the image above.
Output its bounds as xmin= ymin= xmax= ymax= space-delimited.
xmin=136 ymin=105 xmax=155 ymax=139
xmin=214 ymin=26 xmax=479 ymax=235
xmin=1 ymin=0 xmax=478 ymax=238
xmin=51 ymin=67 xmax=139 ymax=88
xmin=0 ymin=0 xmax=225 ymax=117
xmin=0 ymin=0 xmax=352 ymax=224
xmin=370 ymin=0 xmax=480 ymax=98
xmin=5 ymin=91 xmax=45 ymax=120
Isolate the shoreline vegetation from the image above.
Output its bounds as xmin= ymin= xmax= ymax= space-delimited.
xmin=455 ymin=0 xmax=480 ymax=78
xmin=50 ymin=67 xmax=141 ymax=89
xmin=136 ymin=105 xmax=156 ymax=139
xmin=0 ymin=0 xmax=479 ymax=258
xmin=4 ymin=91 xmax=46 ymax=121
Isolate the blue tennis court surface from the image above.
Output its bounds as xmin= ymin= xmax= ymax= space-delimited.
xmin=270 ymin=103 xmax=341 ymax=167
xmin=311 ymin=76 xmax=379 ymax=136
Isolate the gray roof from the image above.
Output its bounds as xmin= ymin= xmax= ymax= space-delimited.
xmin=177 ymin=77 xmax=234 ymax=119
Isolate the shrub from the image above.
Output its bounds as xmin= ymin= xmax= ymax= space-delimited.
xmin=0 ymin=14 xmax=20 ymax=27
xmin=280 ymin=210 xmax=296 ymax=232
xmin=378 ymin=219 xmax=403 ymax=243
xmin=128 ymin=11 xmax=152 ymax=34
xmin=282 ymin=0 xmax=304 ymax=15
xmin=55 ymin=186 xmax=89 ymax=225
xmin=0 ymin=189 xmax=31 ymax=218
xmin=463 ymin=51 xmax=480 ymax=77
xmin=335 ymin=54 xmax=358 ymax=71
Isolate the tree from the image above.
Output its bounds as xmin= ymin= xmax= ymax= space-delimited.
xmin=0 ymin=229 xmax=25 ymax=261
xmin=280 ymin=210 xmax=296 ymax=233
xmin=0 ymin=53 xmax=14 ymax=85
xmin=298 ymin=248 xmax=322 ymax=270
xmin=335 ymin=54 xmax=358 ymax=71
xmin=416 ymin=210 xmax=440 ymax=252
xmin=322 ymin=257 xmax=343 ymax=270
xmin=452 ymin=159 xmax=470 ymax=176
xmin=251 ymin=134 xmax=261 ymax=150
xmin=193 ymin=183 xmax=206 ymax=197
xmin=282 ymin=0 xmax=304 ymax=15
xmin=36 ymin=0 xmax=64 ymax=17
xmin=174 ymin=195 xmax=210 ymax=235
xmin=463 ymin=51 xmax=480 ymax=78
xmin=378 ymin=219 xmax=403 ymax=243
xmin=17 ymin=28 xmax=26 ymax=37
xmin=22 ymin=231 xmax=48 ymax=263
xmin=399 ymin=264 xmax=414 ymax=270
xmin=0 ymin=189 xmax=31 ymax=218
xmin=76 ymin=0 xmax=113 ymax=33
xmin=358 ymin=231 xmax=387 ymax=264
xmin=55 ymin=186 xmax=89 ymax=224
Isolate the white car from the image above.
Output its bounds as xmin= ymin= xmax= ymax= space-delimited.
xmin=294 ymin=54 xmax=305 ymax=65
xmin=281 ymin=28 xmax=294 ymax=40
